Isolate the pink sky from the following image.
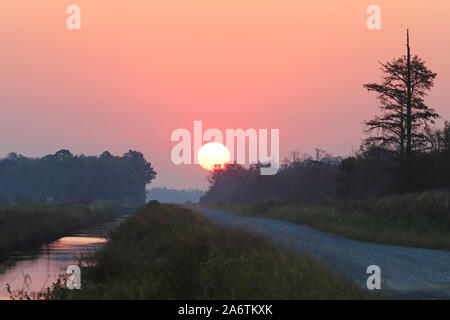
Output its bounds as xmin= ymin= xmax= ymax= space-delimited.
xmin=1 ymin=1 xmax=449 ymax=189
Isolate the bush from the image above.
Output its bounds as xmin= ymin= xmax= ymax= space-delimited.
xmin=262 ymin=198 xmax=286 ymax=207
xmin=146 ymin=199 xmax=160 ymax=207
xmin=254 ymin=198 xmax=287 ymax=213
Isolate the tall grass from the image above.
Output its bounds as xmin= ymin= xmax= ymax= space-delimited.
xmin=208 ymin=191 xmax=450 ymax=250
xmin=0 ymin=204 xmax=121 ymax=259
xmin=40 ymin=203 xmax=379 ymax=300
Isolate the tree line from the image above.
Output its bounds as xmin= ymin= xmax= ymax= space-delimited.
xmin=146 ymin=187 xmax=205 ymax=204
xmin=0 ymin=149 xmax=156 ymax=205
xmin=201 ymin=31 xmax=450 ymax=204
xmin=201 ymin=122 xmax=450 ymax=205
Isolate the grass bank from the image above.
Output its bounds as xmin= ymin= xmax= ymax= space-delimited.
xmin=205 ymin=191 xmax=450 ymax=251
xmin=39 ymin=203 xmax=379 ymax=300
xmin=0 ymin=204 xmax=122 ymax=260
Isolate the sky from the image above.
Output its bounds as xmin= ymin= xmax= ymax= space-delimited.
xmin=1 ymin=0 xmax=449 ymax=189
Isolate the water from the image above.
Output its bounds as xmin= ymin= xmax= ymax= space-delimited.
xmin=0 ymin=216 xmax=128 ymax=299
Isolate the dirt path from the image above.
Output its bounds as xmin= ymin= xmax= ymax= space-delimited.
xmin=195 ymin=207 xmax=450 ymax=299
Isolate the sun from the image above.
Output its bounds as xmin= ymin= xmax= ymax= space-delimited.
xmin=198 ymin=142 xmax=231 ymax=171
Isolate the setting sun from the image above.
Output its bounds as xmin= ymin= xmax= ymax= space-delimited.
xmin=198 ymin=142 xmax=230 ymax=171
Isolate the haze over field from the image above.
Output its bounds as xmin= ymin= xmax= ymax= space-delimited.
xmin=1 ymin=1 xmax=449 ymax=189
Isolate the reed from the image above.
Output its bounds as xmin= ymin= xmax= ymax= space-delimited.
xmin=41 ymin=203 xmax=379 ymax=300
xmin=0 ymin=203 xmax=121 ymax=260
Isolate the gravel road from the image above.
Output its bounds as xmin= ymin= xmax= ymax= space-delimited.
xmin=195 ymin=207 xmax=450 ymax=299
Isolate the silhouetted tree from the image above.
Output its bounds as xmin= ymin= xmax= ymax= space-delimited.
xmin=200 ymin=150 xmax=341 ymax=205
xmin=123 ymin=150 xmax=157 ymax=203
xmin=424 ymin=121 xmax=450 ymax=153
xmin=0 ymin=150 xmax=156 ymax=205
xmin=363 ymin=30 xmax=439 ymax=191
xmin=364 ymin=30 xmax=439 ymax=158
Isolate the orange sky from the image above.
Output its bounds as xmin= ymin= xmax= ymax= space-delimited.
xmin=1 ymin=0 xmax=449 ymax=189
